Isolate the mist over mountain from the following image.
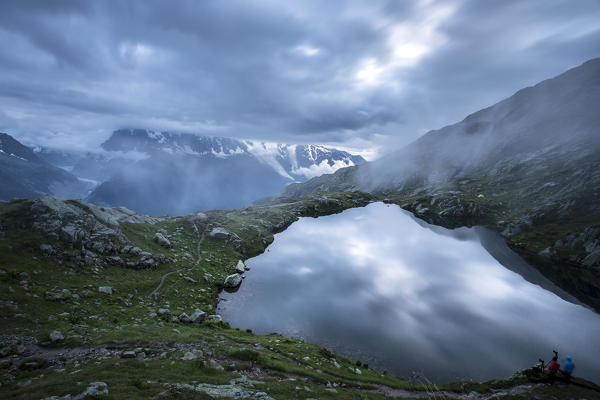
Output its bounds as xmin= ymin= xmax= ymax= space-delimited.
xmin=0 ymin=133 xmax=93 ymax=201
xmin=43 ymin=129 xmax=364 ymax=215
xmin=285 ymin=58 xmax=600 ymax=198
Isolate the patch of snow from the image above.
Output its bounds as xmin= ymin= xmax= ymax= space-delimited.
xmin=147 ymin=130 xmax=167 ymax=144
xmin=292 ymin=159 xmax=354 ymax=179
xmin=9 ymin=153 xmax=28 ymax=161
xmin=211 ymin=149 xmax=228 ymax=158
xmin=77 ymin=177 xmax=100 ymax=186
xmin=245 ymin=140 xmax=294 ymax=180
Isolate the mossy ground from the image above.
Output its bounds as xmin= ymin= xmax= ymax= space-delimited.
xmin=1 ymin=193 xmax=599 ymax=399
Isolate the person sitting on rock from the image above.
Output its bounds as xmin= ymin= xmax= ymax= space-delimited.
xmin=562 ymin=356 xmax=575 ymax=382
xmin=548 ymin=356 xmax=560 ymax=383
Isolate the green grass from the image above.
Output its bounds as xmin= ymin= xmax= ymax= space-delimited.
xmin=1 ymin=192 xmax=600 ymax=399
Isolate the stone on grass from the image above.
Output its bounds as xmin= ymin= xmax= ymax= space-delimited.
xmin=179 ymin=313 xmax=192 ymax=323
xmin=153 ymin=232 xmax=171 ymax=248
xmin=98 ymin=286 xmax=113 ymax=295
xmin=210 ymin=227 xmax=231 ymax=239
xmin=182 ymin=351 xmax=199 ymax=361
xmin=74 ymin=381 xmax=108 ymax=399
xmin=190 ymin=309 xmax=207 ymax=323
xmin=50 ymin=330 xmax=64 ymax=342
xmin=121 ymin=351 xmax=136 ymax=359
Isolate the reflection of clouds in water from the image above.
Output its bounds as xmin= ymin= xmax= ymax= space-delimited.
xmin=220 ymin=202 xmax=600 ymax=383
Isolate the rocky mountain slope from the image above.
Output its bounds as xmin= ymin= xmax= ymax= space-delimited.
xmin=0 ymin=134 xmax=93 ymax=201
xmin=1 ymin=194 xmax=598 ymax=399
xmin=282 ymin=58 xmax=600 ymax=310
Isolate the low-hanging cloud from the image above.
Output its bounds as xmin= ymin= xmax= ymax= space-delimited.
xmin=0 ymin=0 xmax=599 ymax=158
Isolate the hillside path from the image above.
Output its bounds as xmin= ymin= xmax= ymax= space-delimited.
xmin=148 ymin=225 xmax=207 ymax=301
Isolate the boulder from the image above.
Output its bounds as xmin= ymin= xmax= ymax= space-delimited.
xmin=187 ymin=212 xmax=208 ymax=223
xmin=73 ymin=381 xmax=108 ymax=399
xmin=153 ymin=232 xmax=171 ymax=248
xmin=223 ymin=274 xmax=242 ymax=288
xmin=235 ymin=260 xmax=246 ymax=274
xmin=190 ymin=309 xmax=207 ymax=323
xmin=40 ymin=244 xmax=56 ymax=256
xmin=538 ymin=247 xmax=553 ymax=258
xmin=157 ymin=308 xmax=171 ymax=316
xmin=121 ymin=350 xmax=137 ymax=359
xmin=583 ymin=248 xmax=600 ymax=267
xmin=206 ymin=314 xmax=222 ymax=322
xmin=182 ymin=351 xmax=199 ymax=361
xmin=179 ymin=313 xmax=192 ymax=323
xmin=50 ymin=330 xmax=64 ymax=342
xmin=98 ymin=286 xmax=113 ymax=295
xmin=210 ymin=227 xmax=231 ymax=240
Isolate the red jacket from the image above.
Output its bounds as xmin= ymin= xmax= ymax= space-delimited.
xmin=549 ymin=360 xmax=560 ymax=374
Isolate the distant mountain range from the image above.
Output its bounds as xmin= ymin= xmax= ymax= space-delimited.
xmin=1 ymin=130 xmax=364 ymax=215
xmin=0 ymin=133 xmax=93 ymax=201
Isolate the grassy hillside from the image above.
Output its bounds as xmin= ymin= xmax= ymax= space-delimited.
xmin=0 ymin=194 xmax=598 ymax=399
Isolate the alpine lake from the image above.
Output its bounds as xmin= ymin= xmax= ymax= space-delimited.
xmin=218 ymin=202 xmax=600 ymax=383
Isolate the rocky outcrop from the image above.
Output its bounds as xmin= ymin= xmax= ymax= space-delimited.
xmin=153 ymin=232 xmax=171 ymax=248
xmin=210 ymin=227 xmax=231 ymax=239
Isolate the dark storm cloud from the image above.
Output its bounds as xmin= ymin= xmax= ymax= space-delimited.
xmin=0 ymin=0 xmax=598 ymax=157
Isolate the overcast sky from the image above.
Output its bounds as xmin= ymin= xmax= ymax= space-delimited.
xmin=0 ymin=0 xmax=599 ymax=159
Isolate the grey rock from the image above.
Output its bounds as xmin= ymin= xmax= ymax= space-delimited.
xmin=209 ymin=227 xmax=231 ymax=239
xmin=50 ymin=330 xmax=64 ymax=342
xmin=106 ymin=256 xmax=123 ymax=265
xmin=40 ymin=243 xmax=56 ymax=255
xmin=538 ymin=247 xmax=553 ymax=257
xmin=209 ymin=359 xmax=224 ymax=371
xmin=153 ymin=232 xmax=171 ymax=248
xmin=157 ymin=308 xmax=171 ymax=316
xmin=583 ymin=248 xmax=600 ymax=267
xmin=235 ymin=260 xmax=246 ymax=274
xmin=187 ymin=212 xmax=208 ymax=222
xmin=189 ymin=309 xmax=207 ymax=323
xmin=73 ymin=381 xmax=108 ymax=399
xmin=206 ymin=314 xmax=222 ymax=322
xmin=182 ymin=351 xmax=199 ymax=361
xmin=61 ymin=225 xmax=86 ymax=243
xmin=98 ymin=286 xmax=113 ymax=295
xmin=223 ymin=274 xmax=242 ymax=288
xmin=122 ymin=351 xmax=137 ymax=358
xmin=178 ymin=312 xmax=192 ymax=323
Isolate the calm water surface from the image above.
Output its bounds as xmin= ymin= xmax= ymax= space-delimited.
xmin=218 ymin=202 xmax=600 ymax=383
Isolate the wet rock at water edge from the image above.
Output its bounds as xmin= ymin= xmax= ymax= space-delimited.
xmin=235 ymin=260 xmax=246 ymax=274
xmin=223 ymin=274 xmax=242 ymax=288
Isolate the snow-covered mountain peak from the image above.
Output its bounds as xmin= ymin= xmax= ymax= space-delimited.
xmin=101 ymin=129 xmax=365 ymax=181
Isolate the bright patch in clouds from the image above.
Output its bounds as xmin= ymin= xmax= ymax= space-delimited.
xmin=294 ymin=44 xmax=320 ymax=57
